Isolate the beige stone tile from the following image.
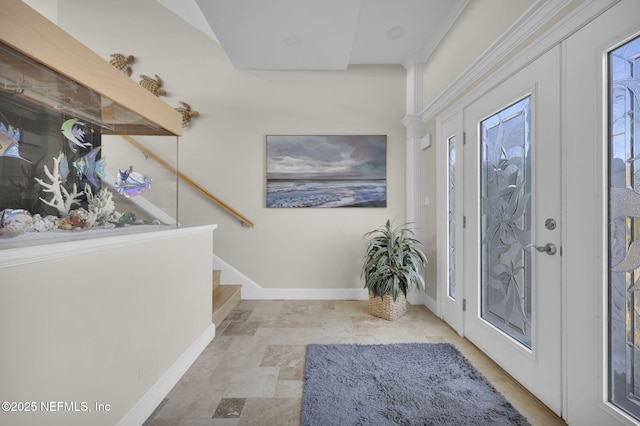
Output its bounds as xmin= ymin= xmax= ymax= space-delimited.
xmin=332 ymin=300 xmax=369 ymax=316
xmin=334 ymin=334 xmax=377 ymax=344
xmin=260 ymin=345 xmax=306 ymax=367
xmin=312 ymin=310 xmax=351 ymax=322
xmin=306 ymin=300 xmax=335 ymax=312
xmin=179 ymin=354 xmax=222 ymax=382
xmin=211 ymin=420 xmax=240 ymax=426
xmin=214 ymin=338 xmax=268 ymax=368
xmin=150 ymin=420 xmax=219 ymax=426
xmin=281 ymin=301 xmax=310 ymax=314
xmin=246 ymin=308 xmax=280 ymax=322
xmin=278 ymin=366 xmax=303 ymax=380
xmin=263 ymin=327 xmax=328 ymax=345
xmin=155 ymin=379 xmax=224 ymax=420
xmin=249 ymin=300 xmax=285 ymax=312
xmin=213 ymin=366 xmax=279 ymax=398
xmin=212 ymin=398 xmax=245 ymax=418
xmin=238 ymin=398 xmax=301 ymax=426
xmin=211 ymin=419 xmax=240 ymax=426
xmin=209 ymin=334 xmax=235 ymax=351
xmin=274 ymin=380 xmax=303 ymax=398
xmin=225 ymin=309 xmax=253 ymax=322
xmin=144 ymin=419 xmax=180 ymax=426
xmin=259 ymin=319 xmax=323 ymax=328
xmin=214 ymin=321 xmax=231 ymax=336
xmin=350 ymin=315 xmax=393 ymax=327
xmin=235 ymin=300 xmax=259 ymax=310
xmin=221 ymin=321 xmax=260 ymax=336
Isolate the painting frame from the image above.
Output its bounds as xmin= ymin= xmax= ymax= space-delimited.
xmin=266 ymin=135 xmax=387 ymax=208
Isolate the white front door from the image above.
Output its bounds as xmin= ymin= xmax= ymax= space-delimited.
xmin=565 ymin=1 xmax=640 ymax=424
xmin=463 ymin=45 xmax=562 ymax=414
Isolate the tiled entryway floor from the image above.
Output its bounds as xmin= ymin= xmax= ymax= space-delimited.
xmin=144 ymin=300 xmax=566 ymax=426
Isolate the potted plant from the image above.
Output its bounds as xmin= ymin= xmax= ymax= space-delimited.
xmin=362 ymin=220 xmax=427 ymax=320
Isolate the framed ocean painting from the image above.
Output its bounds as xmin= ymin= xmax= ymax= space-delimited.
xmin=266 ymin=135 xmax=387 ymax=208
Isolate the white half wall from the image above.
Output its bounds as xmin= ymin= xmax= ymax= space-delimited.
xmin=0 ymin=226 xmax=215 ymax=426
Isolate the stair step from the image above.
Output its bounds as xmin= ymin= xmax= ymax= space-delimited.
xmin=212 ymin=284 xmax=242 ymax=327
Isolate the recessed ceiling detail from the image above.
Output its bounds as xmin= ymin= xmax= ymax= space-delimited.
xmin=386 ymin=26 xmax=406 ymax=40
xmin=157 ymin=0 xmax=470 ymax=70
xmin=284 ymin=35 xmax=303 ymax=48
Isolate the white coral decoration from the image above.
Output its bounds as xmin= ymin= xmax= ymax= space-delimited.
xmin=34 ymin=152 xmax=83 ymax=217
xmin=84 ymin=185 xmax=115 ymax=224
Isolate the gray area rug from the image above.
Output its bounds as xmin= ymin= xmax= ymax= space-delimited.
xmin=301 ymin=343 xmax=531 ymax=426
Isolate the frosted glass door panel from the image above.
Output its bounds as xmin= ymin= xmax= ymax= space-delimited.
xmin=480 ymin=97 xmax=532 ymax=349
xmin=448 ymin=135 xmax=456 ymax=300
xmin=609 ymin=34 xmax=640 ymax=420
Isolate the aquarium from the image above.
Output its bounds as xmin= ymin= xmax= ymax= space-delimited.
xmin=0 ymin=42 xmax=180 ymax=249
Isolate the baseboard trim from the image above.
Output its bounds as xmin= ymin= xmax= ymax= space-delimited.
xmin=212 ymin=255 xmax=431 ymax=302
xmin=259 ymin=287 xmax=369 ymax=300
xmin=116 ymin=324 xmax=216 ymax=426
xmin=424 ymin=292 xmax=438 ymax=315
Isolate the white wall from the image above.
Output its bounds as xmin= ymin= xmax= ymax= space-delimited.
xmin=22 ymin=0 xmax=57 ymax=22
xmin=0 ymin=227 xmax=215 ymax=426
xmin=57 ymin=0 xmax=407 ymax=293
xmin=421 ymin=0 xmax=535 ymax=108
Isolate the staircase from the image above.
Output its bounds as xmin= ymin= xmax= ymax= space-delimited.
xmin=212 ymin=269 xmax=242 ymax=326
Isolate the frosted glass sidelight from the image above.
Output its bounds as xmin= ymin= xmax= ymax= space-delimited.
xmin=480 ymin=96 xmax=532 ymax=349
xmin=448 ymin=135 xmax=456 ymax=299
xmin=609 ymin=34 xmax=640 ymax=420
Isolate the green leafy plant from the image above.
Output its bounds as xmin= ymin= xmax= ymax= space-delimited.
xmin=362 ymin=220 xmax=427 ymax=301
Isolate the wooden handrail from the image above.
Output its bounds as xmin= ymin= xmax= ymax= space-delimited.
xmin=119 ymin=135 xmax=254 ymax=228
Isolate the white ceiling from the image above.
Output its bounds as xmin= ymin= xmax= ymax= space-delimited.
xmin=155 ymin=0 xmax=469 ymax=70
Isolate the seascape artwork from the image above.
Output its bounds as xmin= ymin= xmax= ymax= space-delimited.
xmin=266 ymin=135 xmax=387 ymax=208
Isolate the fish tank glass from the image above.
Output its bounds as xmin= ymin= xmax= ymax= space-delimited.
xmin=0 ymin=42 xmax=179 ymax=249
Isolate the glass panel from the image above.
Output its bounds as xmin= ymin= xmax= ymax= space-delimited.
xmin=0 ymin=43 xmax=167 ymax=135
xmin=609 ymin=34 xmax=640 ymax=419
xmin=448 ymin=135 xmax=456 ymax=299
xmin=480 ymin=96 xmax=532 ymax=349
xmin=102 ymin=135 xmax=179 ymax=225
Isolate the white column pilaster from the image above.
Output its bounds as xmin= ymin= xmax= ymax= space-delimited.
xmin=402 ymin=61 xmax=426 ymax=241
xmin=402 ymin=60 xmax=428 ymax=305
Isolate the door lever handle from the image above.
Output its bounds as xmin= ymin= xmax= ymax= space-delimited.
xmin=535 ymin=243 xmax=557 ymax=255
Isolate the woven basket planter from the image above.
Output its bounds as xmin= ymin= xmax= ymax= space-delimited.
xmin=368 ymin=290 xmax=407 ymax=321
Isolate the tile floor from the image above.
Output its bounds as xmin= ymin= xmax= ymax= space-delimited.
xmin=144 ymin=300 xmax=566 ymax=426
